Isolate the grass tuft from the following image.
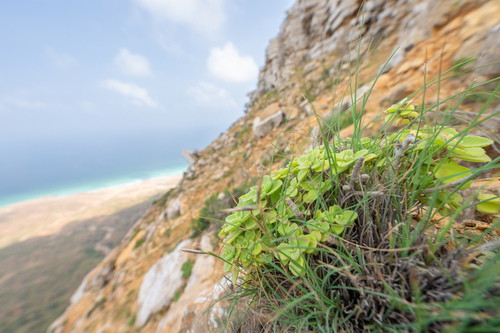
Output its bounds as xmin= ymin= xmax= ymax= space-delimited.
xmin=213 ymin=34 xmax=500 ymax=332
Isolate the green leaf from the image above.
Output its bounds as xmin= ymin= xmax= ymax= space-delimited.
xmin=289 ymin=255 xmax=305 ymax=276
xmin=252 ymin=242 xmax=262 ymax=256
xmin=331 ymin=225 xmax=345 ymax=234
xmin=434 ymin=162 xmax=472 ymax=189
xmin=268 ymin=179 xmax=283 ymax=195
xmin=298 ymin=169 xmax=308 ymax=182
xmin=458 ymin=136 xmax=493 ymax=148
xmin=478 ymin=194 xmax=500 ymax=203
xmin=477 ymin=202 xmax=500 ymax=214
xmin=232 ymin=266 xmax=239 ymax=286
xmin=477 ymin=194 xmax=500 ymax=214
xmin=303 ymin=190 xmax=318 ymax=203
xmin=276 ymin=243 xmax=295 ymax=266
xmin=451 ymin=147 xmax=491 ymax=162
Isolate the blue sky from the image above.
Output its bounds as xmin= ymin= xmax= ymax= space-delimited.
xmin=0 ymin=0 xmax=294 ymax=205
xmin=0 ymin=0 xmax=293 ymax=137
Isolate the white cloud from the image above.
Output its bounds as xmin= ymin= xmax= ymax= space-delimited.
xmin=207 ymin=42 xmax=258 ymax=83
xmin=45 ymin=47 xmax=78 ymax=69
xmin=100 ymin=79 xmax=157 ymax=107
xmin=133 ymin=0 xmax=226 ymax=34
xmin=186 ymin=81 xmax=236 ymax=108
xmin=114 ymin=48 xmax=152 ymax=76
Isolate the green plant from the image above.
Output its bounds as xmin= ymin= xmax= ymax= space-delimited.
xmin=220 ymin=98 xmax=495 ymax=280
xmin=477 ymin=194 xmax=500 ymax=214
xmin=127 ymin=314 xmax=136 ymax=326
xmin=217 ymin=76 xmax=500 ymax=331
xmin=181 ymin=259 xmax=195 ymax=279
xmin=86 ymin=297 xmax=107 ymax=317
xmin=156 ymin=188 xmax=174 ymax=207
xmin=173 ymin=287 xmax=185 ymax=302
xmin=134 ymin=239 xmax=144 ymax=249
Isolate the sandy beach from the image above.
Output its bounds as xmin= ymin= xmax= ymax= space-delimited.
xmin=0 ymin=174 xmax=183 ymax=249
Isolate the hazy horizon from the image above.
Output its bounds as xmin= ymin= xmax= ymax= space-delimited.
xmin=0 ymin=0 xmax=294 ymax=207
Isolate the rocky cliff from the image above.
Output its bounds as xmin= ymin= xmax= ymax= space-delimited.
xmin=49 ymin=0 xmax=500 ymax=332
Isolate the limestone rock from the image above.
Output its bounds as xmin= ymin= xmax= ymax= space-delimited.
xmin=181 ymin=149 xmax=197 ymax=165
xmin=135 ymin=239 xmax=192 ymax=327
xmin=185 ymin=165 xmax=197 ymax=180
xmin=155 ymin=235 xmax=218 ymax=332
xmin=253 ymin=110 xmax=286 ymax=137
xmin=70 ymin=272 xmax=91 ymax=305
xmin=476 ymin=24 xmax=500 ymax=79
xmin=177 ymin=276 xmax=234 ymax=333
xmin=165 ymin=199 xmax=182 ymax=220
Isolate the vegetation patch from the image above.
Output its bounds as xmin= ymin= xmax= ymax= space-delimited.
xmin=181 ymin=259 xmax=195 ymax=279
xmin=127 ymin=314 xmax=136 ymax=327
xmin=217 ymin=80 xmax=500 ymax=331
xmin=133 ymin=239 xmax=144 ymax=249
xmin=173 ymin=287 xmax=185 ymax=302
xmin=87 ymin=297 xmax=107 ymax=317
xmin=154 ymin=188 xmax=175 ymax=207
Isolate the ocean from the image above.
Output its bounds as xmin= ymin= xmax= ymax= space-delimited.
xmin=0 ymin=130 xmax=199 ymax=209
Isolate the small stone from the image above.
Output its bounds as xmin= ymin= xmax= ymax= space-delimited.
xmin=476 ymin=222 xmax=490 ymax=231
xmin=464 ymin=221 xmax=476 ymax=228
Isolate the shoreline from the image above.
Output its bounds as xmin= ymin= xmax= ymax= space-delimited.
xmin=0 ymin=166 xmax=186 ymax=210
xmin=0 ymin=173 xmax=184 ymax=249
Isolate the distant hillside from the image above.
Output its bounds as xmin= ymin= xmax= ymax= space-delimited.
xmin=0 ymin=200 xmax=152 ymax=333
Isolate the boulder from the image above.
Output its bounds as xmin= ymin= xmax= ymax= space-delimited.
xmin=165 ymin=199 xmax=182 ymax=220
xmin=136 ymin=240 xmax=193 ymax=327
xmin=475 ymin=24 xmax=500 ymax=79
xmin=181 ymin=150 xmax=197 ymax=165
xmin=253 ymin=111 xmax=286 ymax=137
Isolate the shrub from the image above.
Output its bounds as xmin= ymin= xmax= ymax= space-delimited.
xmin=127 ymin=314 xmax=136 ymax=326
xmin=221 ymin=99 xmax=495 ymax=276
xmin=181 ymin=259 xmax=195 ymax=279
xmin=217 ymin=85 xmax=500 ymax=331
xmin=133 ymin=239 xmax=144 ymax=249
xmin=173 ymin=287 xmax=185 ymax=302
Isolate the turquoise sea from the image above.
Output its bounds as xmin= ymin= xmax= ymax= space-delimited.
xmin=0 ymin=130 xmax=198 ymax=209
xmin=0 ymin=165 xmax=187 ymax=209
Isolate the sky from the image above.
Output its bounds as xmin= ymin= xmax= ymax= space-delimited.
xmin=0 ymin=0 xmax=295 ymax=205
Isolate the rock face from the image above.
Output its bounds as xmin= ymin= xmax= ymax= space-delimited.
xmin=136 ymin=240 xmax=192 ymax=327
xmin=249 ymin=0 xmax=492 ymax=101
xmin=253 ymin=110 xmax=286 ymax=137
